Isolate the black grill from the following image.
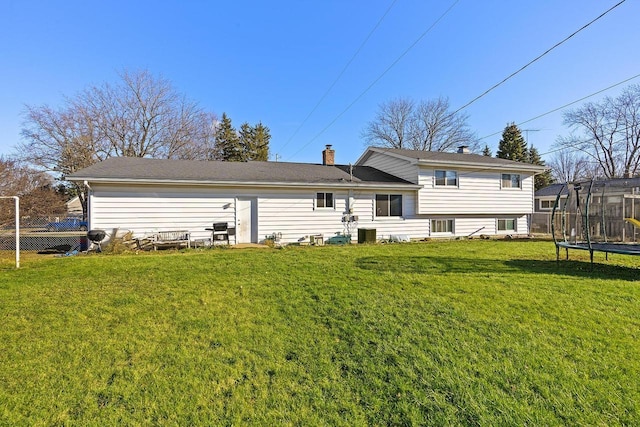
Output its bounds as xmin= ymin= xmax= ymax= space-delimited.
xmin=87 ymin=229 xmax=106 ymax=251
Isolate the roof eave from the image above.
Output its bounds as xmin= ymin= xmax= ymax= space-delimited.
xmin=356 ymin=147 xmax=419 ymax=165
xmin=68 ymin=176 xmax=421 ymax=190
xmin=416 ymin=159 xmax=547 ymax=172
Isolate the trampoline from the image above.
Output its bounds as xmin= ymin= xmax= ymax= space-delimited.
xmin=551 ymin=178 xmax=640 ymax=267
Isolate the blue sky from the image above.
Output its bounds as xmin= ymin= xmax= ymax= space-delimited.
xmin=1 ymin=0 xmax=638 ymax=165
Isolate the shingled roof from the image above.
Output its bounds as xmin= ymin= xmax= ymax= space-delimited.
xmin=359 ymin=147 xmax=547 ymax=172
xmin=67 ymin=157 xmax=417 ymax=188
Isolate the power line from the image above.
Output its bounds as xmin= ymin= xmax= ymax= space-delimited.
xmin=478 ymin=72 xmax=640 ymax=141
xmin=276 ymin=0 xmax=399 ymax=155
xmin=451 ymin=0 xmax=627 ymax=116
xmin=286 ymin=0 xmax=461 ymax=161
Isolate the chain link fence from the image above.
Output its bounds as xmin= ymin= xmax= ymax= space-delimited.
xmin=531 ymin=212 xmax=561 ymax=236
xmin=1 ymin=197 xmax=88 ymax=255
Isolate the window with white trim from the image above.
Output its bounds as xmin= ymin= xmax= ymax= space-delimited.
xmin=501 ymin=173 xmax=521 ymax=188
xmin=497 ymin=218 xmax=516 ymax=232
xmin=316 ymin=192 xmax=334 ymax=209
xmin=375 ymin=194 xmax=402 ymax=217
xmin=540 ymin=200 xmax=553 ymax=210
xmin=431 ymin=219 xmax=454 ymax=234
xmin=435 ymin=170 xmax=458 ymax=187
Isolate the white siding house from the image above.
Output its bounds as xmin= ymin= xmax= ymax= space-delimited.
xmin=356 ymin=147 xmax=545 ymax=238
xmin=68 ymin=146 xmax=546 ymax=245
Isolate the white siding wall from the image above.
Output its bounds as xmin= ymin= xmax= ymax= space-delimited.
xmin=417 ymin=167 xmax=535 ymax=215
xmin=89 ymin=184 xmax=238 ymax=242
xmin=351 ymin=190 xmax=431 ymax=239
xmin=360 ymin=152 xmax=419 ymax=183
xmin=88 ymin=182 xmax=531 ymax=246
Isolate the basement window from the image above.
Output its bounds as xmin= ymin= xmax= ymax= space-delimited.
xmin=431 ymin=219 xmax=454 ymax=234
xmin=497 ymin=218 xmax=516 ymax=232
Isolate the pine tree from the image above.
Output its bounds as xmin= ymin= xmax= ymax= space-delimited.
xmin=238 ymin=123 xmax=253 ymax=160
xmin=215 ymin=113 xmax=243 ymax=161
xmin=527 ymin=144 xmax=553 ymax=190
xmin=496 ymin=123 xmax=528 ymax=162
xmin=239 ymin=122 xmax=270 ymax=161
xmin=250 ymin=122 xmax=270 ymax=161
xmin=482 ymin=145 xmax=492 ymax=156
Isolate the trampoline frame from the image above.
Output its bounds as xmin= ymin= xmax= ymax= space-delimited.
xmin=551 ymin=179 xmax=640 ymax=267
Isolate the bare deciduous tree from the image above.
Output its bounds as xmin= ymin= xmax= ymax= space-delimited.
xmin=561 ymin=84 xmax=640 ymax=178
xmin=361 ymin=98 xmax=413 ymax=149
xmin=362 ymin=97 xmax=479 ymax=152
xmin=409 ymin=97 xmax=479 ymax=152
xmin=19 ymin=69 xmax=218 ymax=218
xmin=0 ymin=157 xmax=66 ymax=224
xmin=547 ymin=145 xmax=592 ymax=183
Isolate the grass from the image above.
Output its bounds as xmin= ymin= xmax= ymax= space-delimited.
xmin=1 ymin=240 xmax=639 ymax=425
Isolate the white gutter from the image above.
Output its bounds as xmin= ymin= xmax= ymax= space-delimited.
xmin=67 ymin=177 xmax=422 ymax=190
xmin=416 ymin=159 xmax=546 ymax=172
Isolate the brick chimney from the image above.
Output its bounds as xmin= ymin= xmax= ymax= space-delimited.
xmin=322 ymin=144 xmax=335 ymax=165
xmin=457 ymin=145 xmax=470 ymax=154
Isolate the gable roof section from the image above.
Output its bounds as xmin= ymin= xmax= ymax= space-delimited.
xmin=67 ymin=157 xmax=418 ymax=189
xmin=535 ymin=183 xmax=566 ymax=197
xmin=357 ymin=147 xmax=547 ymax=173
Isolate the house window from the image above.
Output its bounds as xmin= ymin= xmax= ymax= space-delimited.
xmin=540 ymin=200 xmax=553 ymax=210
xmin=497 ymin=218 xmax=516 ymax=232
xmin=376 ymin=194 xmax=402 ymax=217
xmin=431 ymin=219 xmax=454 ymax=233
xmin=501 ymin=173 xmax=521 ymax=188
xmin=435 ymin=170 xmax=458 ymax=186
xmin=316 ymin=192 xmax=334 ymax=208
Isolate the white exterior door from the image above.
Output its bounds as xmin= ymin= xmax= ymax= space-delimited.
xmin=236 ymin=198 xmax=257 ymax=243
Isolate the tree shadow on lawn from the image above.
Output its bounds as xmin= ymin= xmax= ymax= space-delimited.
xmin=355 ymin=256 xmax=639 ymax=281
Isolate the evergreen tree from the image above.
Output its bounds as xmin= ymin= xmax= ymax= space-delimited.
xmin=238 ymin=123 xmax=253 ymax=160
xmin=482 ymin=145 xmax=492 ymax=156
xmin=496 ymin=123 xmax=527 ymax=162
xmin=527 ymin=144 xmax=553 ymax=190
xmin=239 ymin=122 xmax=270 ymax=161
xmin=250 ymin=122 xmax=270 ymax=161
xmin=215 ymin=113 xmax=243 ymax=161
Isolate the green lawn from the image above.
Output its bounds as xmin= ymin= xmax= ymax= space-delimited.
xmin=1 ymin=240 xmax=639 ymax=426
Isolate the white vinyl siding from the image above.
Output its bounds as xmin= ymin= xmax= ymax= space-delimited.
xmin=418 ymin=168 xmax=535 ymax=215
xmin=88 ymin=182 xmax=532 ymax=244
xmin=358 ymin=151 xmax=418 ymax=183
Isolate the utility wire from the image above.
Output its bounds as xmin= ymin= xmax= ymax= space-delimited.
xmin=276 ymin=0 xmax=399 ymax=154
xmin=451 ymin=0 xmax=627 ymax=116
xmin=286 ymin=0 xmax=461 ymax=161
xmin=478 ymin=72 xmax=640 ymax=141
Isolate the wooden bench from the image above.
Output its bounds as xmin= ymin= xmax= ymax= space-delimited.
xmin=150 ymin=230 xmax=191 ymax=250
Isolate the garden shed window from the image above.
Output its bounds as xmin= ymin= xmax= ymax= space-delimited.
xmin=376 ymin=194 xmax=402 ymax=217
